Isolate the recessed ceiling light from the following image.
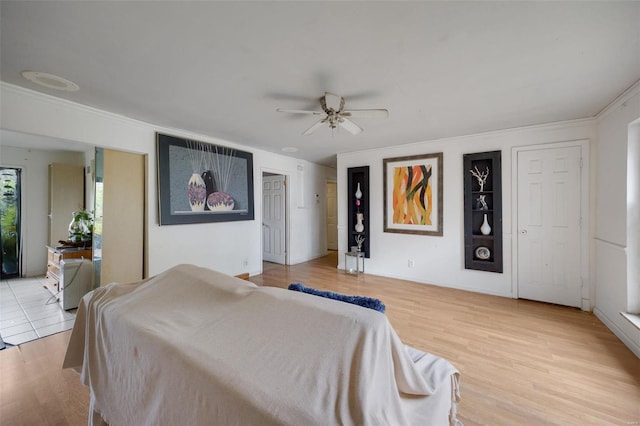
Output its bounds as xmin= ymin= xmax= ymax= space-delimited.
xmin=282 ymin=147 xmax=298 ymax=153
xmin=21 ymin=71 xmax=79 ymax=91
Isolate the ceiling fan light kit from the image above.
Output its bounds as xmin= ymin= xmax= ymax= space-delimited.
xmin=277 ymin=92 xmax=388 ymax=136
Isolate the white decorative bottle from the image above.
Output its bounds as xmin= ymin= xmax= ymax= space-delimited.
xmin=355 ymin=213 xmax=365 ymax=233
xmin=480 ymin=214 xmax=492 ymax=235
xmin=355 ymin=182 xmax=362 ymax=200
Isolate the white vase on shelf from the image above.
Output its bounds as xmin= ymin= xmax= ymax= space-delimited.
xmin=355 ymin=213 xmax=365 ymax=233
xmin=480 ymin=214 xmax=492 ymax=235
xmin=355 ymin=182 xmax=362 ymax=200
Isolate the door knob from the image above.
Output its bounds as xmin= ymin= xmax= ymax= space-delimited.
xmin=520 ymin=229 xmax=527 ymax=235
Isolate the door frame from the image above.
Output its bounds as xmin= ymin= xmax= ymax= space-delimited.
xmin=326 ymin=178 xmax=338 ymax=251
xmin=0 ymin=166 xmax=23 ymax=278
xmin=511 ymin=139 xmax=591 ymax=310
xmin=261 ymin=168 xmax=290 ymax=265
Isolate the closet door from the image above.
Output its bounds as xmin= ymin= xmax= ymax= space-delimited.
xmin=94 ymin=148 xmax=146 ymax=286
xmin=516 ymin=145 xmax=582 ymax=307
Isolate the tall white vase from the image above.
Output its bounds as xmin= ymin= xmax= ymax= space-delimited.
xmin=355 ymin=213 xmax=365 ymax=233
xmin=355 ymin=182 xmax=363 ymax=200
xmin=480 ymin=213 xmax=492 ymax=235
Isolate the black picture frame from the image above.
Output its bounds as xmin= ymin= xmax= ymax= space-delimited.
xmin=156 ymin=133 xmax=254 ymax=225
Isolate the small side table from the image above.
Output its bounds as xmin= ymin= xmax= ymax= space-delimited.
xmin=345 ymin=251 xmax=365 ymax=275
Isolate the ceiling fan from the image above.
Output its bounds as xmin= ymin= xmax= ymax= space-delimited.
xmin=276 ymin=92 xmax=389 ymax=135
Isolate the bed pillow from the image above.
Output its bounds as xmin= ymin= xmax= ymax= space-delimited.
xmin=288 ymin=283 xmax=385 ymax=313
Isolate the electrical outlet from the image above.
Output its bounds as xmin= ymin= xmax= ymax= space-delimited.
xmin=408 ymin=259 xmax=414 ymax=268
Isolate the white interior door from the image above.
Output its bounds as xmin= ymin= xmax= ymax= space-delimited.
xmin=517 ymin=146 xmax=582 ymax=307
xmin=326 ymin=182 xmax=338 ymax=250
xmin=263 ymin=174 xmax=286 ymax=264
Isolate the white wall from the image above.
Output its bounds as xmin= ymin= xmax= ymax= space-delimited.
xmin=0 ymin=145 xmax=86 ymax=276
xmin=337 ymin=119 xmax=596 ymax=299
xmin=593 ymin=86 xmax=640 ymax=357
xmin=337 ymin=84 xmax=640 ymax=357
xmin=0 ymin=83 xmax=336 ymax=278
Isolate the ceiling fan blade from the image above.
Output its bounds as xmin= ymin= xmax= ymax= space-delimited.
xmin=320 ymin=96 xmax=328 ymax=114
xmin=323 ymin=92 xmax=343 ymax=111
xmin=302 ymin=119 xmax=327 ymax=136
xmin=277 ymin=108 xmax=325 ymax=116
xmin=338 ymin=117 xmax=363 ymax=135
xmin=342 ymin=109 xmax=389 ymax=119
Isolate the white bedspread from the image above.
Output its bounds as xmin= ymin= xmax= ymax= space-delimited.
xmin=64 ymin=264 xmax=461 ymax=425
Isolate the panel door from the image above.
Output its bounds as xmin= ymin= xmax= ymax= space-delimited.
xmin=99 ymin=149 xmax=145 ymax=285
xmin=262 ymin=175 xmax=286 ymax=264
xmin=517 ymin=146 xmax=582 ymax=307
xmin=49 ymin=163 xmax=84 ymax=245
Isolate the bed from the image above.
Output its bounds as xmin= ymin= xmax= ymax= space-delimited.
xmin=63 ymin=264 xmax=462 ymax=425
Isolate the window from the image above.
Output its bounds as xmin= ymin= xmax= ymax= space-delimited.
xmin=0 ymin=167 xmax=21 ymax=278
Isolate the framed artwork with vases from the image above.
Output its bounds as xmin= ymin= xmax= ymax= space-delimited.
xmin=156 ymin=133 xmax=255 ymax=225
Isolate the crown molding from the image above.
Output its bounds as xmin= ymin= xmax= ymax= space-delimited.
xmin=0 ymin=82 xmax=253 ymax=154
xmin=595 ymin=79 xmax=640 ymax=122
xmin=338 ymin=116 xmax=596 ymax=160
xmin=1 ymin=81 xmax=151 ymax=129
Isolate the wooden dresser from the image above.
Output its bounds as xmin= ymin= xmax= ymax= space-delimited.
xmin=45 ymin=246 xmax=92 ymax=294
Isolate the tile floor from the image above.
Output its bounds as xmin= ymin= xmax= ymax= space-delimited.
xmin=0 ymin=276 xmax=75 ymax=347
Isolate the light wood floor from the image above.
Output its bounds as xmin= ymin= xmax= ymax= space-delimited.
xmin=2 ymin=252 xmax=638 ymax=425
xmin=254 ymin=253 xmax=640 ymax=425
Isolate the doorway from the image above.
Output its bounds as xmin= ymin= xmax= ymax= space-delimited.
xmin=514 ymin=141 xmax=588 ymax=308
xmin=262 ymin=172 xmax=287 ymax=264
xmin=0 ymin=168 xmax=21 ymax=279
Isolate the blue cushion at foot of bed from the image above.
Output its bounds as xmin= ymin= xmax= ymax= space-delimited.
xmin=288 ymin=283 xmax=386 ymax=313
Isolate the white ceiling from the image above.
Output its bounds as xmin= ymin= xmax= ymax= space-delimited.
xmin=1 ymin=1 xmax=639 ymax=166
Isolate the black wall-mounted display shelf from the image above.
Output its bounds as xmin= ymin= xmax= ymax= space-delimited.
xmin=463 ymin=151 xmax=503 ymax=273
xmin=347 ymin=166 xmax=370 ymax=258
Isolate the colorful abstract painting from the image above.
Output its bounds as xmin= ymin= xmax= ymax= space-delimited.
xmin=383 ymin=153 xmax=443 ymax=236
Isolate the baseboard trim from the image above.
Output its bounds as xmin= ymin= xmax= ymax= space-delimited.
xmin=359 ymin=269 xmax=513 ymax=299
xmin=594 ymin=307 xmax=640 ymax=359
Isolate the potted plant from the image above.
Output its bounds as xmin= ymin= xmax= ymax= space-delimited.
xmin=68 ymin=209 xmax=94 ymax=243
